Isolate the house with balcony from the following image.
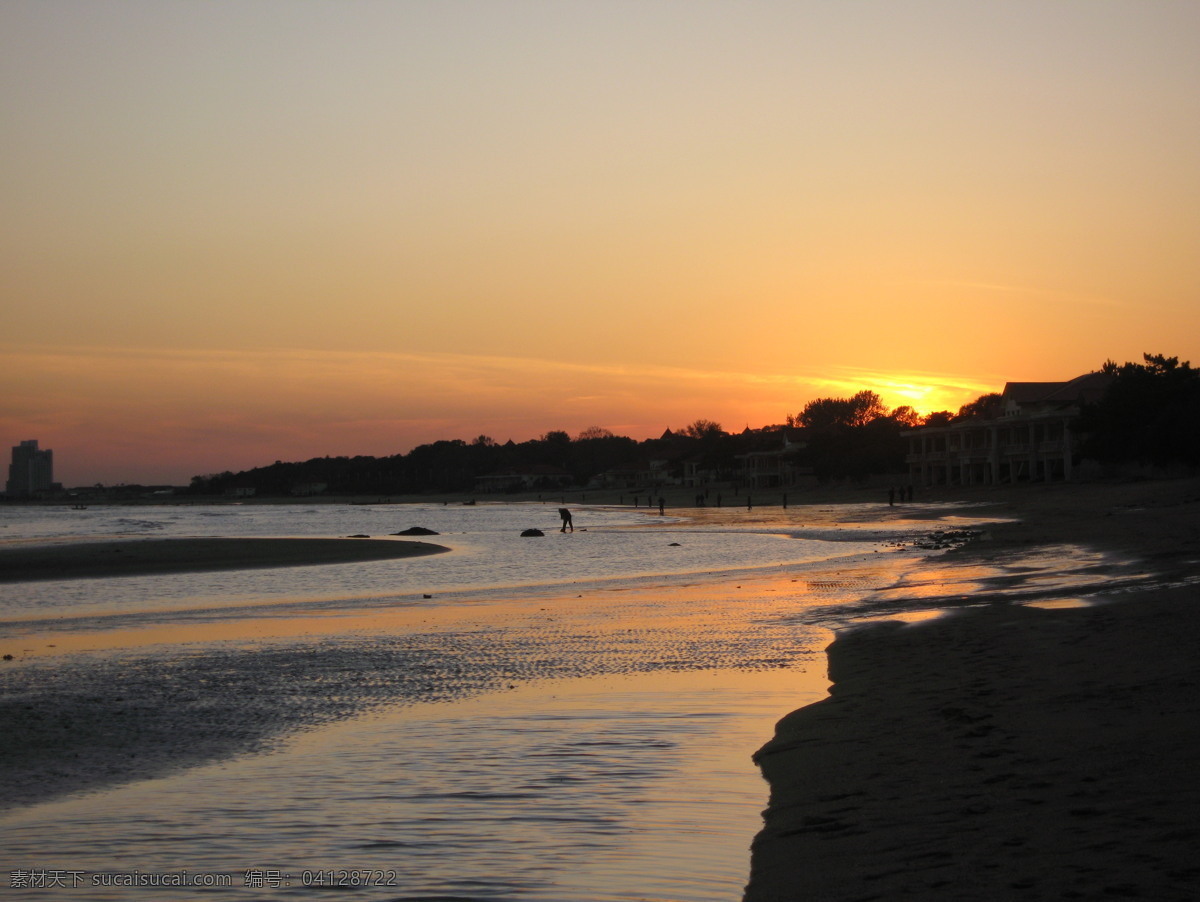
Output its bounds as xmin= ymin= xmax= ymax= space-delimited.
xmin=736 ymin=428 xmax=811 ymax=489
xmin=906 ymin=372 xmax=1110 ymax=486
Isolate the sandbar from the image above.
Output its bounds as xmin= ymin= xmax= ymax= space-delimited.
xmin=0 ymin=536 xmax=448 ymax=582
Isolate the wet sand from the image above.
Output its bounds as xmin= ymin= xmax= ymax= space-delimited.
xmin=0 ymin=572 xmax=837 ymax=812
xmin=0 ymin=536 xmax=448 ymax=582
xmin=746 ymin=477 xmax=1200 ymax=901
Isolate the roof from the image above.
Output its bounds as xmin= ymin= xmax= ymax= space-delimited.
xmin=1003 ymin=372 xmax=1111 ymax=407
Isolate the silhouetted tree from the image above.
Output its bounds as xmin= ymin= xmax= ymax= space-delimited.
xmin=575 ymin=426 xmax=615 ymax=441
xmin=570 ymin=431 xmax=639 ymax=483
xmin=956 ymin=392 xmax=1003 ymax=421
xmin=681 ymin=419 xmax=724 ymax=439
xmin=794 ymin=390 xmax=887 ymax=430
xmin=1079 ymin=353 xmax=1200 ymax=467
xmin=891 ymin=405 xmax=924 ymax=428
xmin=788 ymin=390 xmax=904 ymax=481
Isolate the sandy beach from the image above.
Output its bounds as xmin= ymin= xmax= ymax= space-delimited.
xmin=746 ymin=477 xmax=1200 ymax=901
xmin=0 ymin=536 xmax=448 ymax=582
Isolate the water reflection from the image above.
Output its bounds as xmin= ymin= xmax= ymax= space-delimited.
xmin=3 ymin=668 xmax=830 ymax=902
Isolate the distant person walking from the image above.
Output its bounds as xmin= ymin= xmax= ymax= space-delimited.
xmin=558 ymin=508 xmax=573 ymax=532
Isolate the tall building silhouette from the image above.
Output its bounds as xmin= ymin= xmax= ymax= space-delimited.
xmin=6 ymin=439 xmax=54 ymax=497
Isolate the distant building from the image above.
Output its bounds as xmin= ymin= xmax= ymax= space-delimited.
xmin=6 ymin=439 xmax=55 ymax=497
xmin=905 ymin=372 xmax=1111 ymax=486
xmin=290 ymin=482 xmax=329 ymax=497
xmin=474 ymin=465 xmax=573 ymax=493
xmin=590 ymin=459 xmax=676 ymax=490
xmin=736 ymin=429 xmax=810 ymax=489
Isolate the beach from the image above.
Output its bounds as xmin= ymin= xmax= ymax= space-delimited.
xmin=1 ymin=483 xmax=1197 ymax=899
xmin=747 ymin=477 xmax=1200 ymax=901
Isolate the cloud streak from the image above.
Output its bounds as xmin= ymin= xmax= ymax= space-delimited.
xmin=2 ymin=344 xmax=999 ymax=484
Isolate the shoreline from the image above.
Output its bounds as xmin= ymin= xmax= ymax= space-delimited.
xmin=745 ymin=476 xmax=1200 ymax=901
xmin=0 ymin=536 xmax=449 ymax=583
xmin=3 ymin=478 xmax=1198 ymax=895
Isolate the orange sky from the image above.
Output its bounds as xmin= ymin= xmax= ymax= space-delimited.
xmin=3 ymin=2 xmax=1198 ymax=485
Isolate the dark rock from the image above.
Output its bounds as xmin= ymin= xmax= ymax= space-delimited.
xmin=393 ymin=526 xmax=440 ymax=536
xmin=520 ymin=529 xmax=545 ymax=537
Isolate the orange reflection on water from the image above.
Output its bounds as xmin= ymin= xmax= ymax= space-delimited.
xmin=1021 ymin=597 xmax=1092 ymax=610
xmin=277 ymin=665 xmax=833 ymax=899
xmin=848 ymin=608 xmax=946 ymax=626
xmin=9 ymin=597 xmax=538 ymax=658
xmin=870 ymin=561 xmax=999 ymax=601
xmin=9 ymin=572 xmax=838 ymax=660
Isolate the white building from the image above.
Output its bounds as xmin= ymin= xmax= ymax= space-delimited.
xmin=906 ymin=373 xmax=1110 ymax=486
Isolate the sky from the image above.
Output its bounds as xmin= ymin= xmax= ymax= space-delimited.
xmin=3 ymin=1 xmax=1199 ymax=486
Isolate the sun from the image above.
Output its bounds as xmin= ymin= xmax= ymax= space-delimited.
xmin=872 ymin=375 xmax=992 ymax=417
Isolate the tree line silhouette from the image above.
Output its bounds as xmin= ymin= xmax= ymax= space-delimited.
xmin=1078 ymin=354 xmax=1200 ymax=468
xmin=186 ymin=354 xmax=1198 ymax=496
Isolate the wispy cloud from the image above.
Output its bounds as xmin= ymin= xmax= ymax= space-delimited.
xmin=1 ymin=343 xmax=1000 ymax=483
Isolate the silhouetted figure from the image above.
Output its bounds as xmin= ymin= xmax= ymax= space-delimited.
xmin=658 ymin=497 xmax=665 ymax=515
xmin=888 ymin=487 xmax=895 ymax=506
xmin=559 ymin=508 xmax=573 ymax=532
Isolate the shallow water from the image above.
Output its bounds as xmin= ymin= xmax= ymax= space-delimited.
xmin=4 ymin=667 xmax=830 ymax=901
xmin=0 ymin=501 xmax=1002 ymax=900
xmin=0 ymin=502 xmax=911 ymax=625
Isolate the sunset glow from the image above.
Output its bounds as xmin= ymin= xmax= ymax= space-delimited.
xmin=3 ymin=1 xmax=1198 ymax=485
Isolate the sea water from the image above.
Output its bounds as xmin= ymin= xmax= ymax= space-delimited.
xmin=0 ymin=501 xmax=979 ymax=900
xmin=0 ymin=502 xmax=907 ymax=624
